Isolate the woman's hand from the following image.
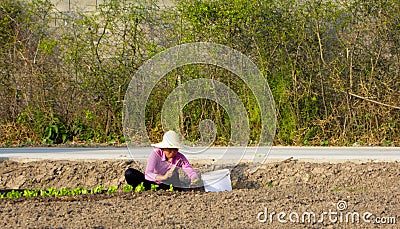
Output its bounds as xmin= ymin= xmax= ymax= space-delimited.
xmin=155 ymin=168 xmax=174 ymax=181
xmin=190 ymin=178 xmax=201 ymax=187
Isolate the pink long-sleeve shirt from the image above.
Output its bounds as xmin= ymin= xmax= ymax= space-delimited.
xmin=145 ymin=148 xmax=199 ymax=184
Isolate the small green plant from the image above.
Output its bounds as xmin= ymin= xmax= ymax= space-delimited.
xmin=347 ymin=188 xmax=356 ymax=193
xmin=0 ymin=193 xmax=6 ymax=198
xmin=91 ymin=185 xmax=104 ymax=194
xmin=123 ymin=185 xmax=133 ymax=192
xmin=107 ymin=186 xmax=118 ymax=194
xmin=23 ymin=190 xmax=32 ymax=197
xmin=150 ymin=184 xmax=159 ymax=191
xmin=40 ymin=189 xmax=49 ymax=197
xmin=72 ymin=187 xmax=88 ymax=195
xmin=167 ymin=184 xmax=174 ymax=192
xmin=81 ymin=188 xmax=89 ymax=195
xmin=320 ymin=140 xmax=329 ymax=146
xmin=27 ymin=138 xmax=35 ymax=145
xmin=59 ymin=188 xmax=71 ymax=196
xmin=135 ymin=182 xmax=145 ymax=193
xmin=267 ymin=181 xmax=274 ymax=188
xmin=23 ymin=189 xmax=40 ymax=198
xmin=70 ymin=188 xmax=79 ymax=195
xmin=5 ymin=142 xmax=11 ymax=148
xmin=47 ymin=187 xmax=59 ymax=196
xmin=382 ymin=140 xmax=394 ymax=146
xmin=333 ymin=186 xmax=342 ymax=192
xmin=7 ymin=190 xmax=22 ymax=199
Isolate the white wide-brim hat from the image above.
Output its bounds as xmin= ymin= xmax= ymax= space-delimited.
xmin=151 ymin=130 xmax=183 ymax=149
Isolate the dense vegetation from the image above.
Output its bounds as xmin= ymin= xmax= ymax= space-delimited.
xmin=0 ymin=0 xmax=399 ymax=146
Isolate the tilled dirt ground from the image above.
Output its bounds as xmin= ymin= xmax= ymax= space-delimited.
xmin=0 ymin=159 xmax=399 ymax=228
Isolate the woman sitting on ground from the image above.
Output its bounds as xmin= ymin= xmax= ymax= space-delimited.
xmin=124 ymin=131 xmax=201 ymax=191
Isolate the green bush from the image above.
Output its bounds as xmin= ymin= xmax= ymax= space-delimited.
xmin=0 ymin=0 xmax=398 ymax=146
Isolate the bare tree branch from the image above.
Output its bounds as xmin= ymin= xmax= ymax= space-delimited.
xmin=346 ymin=91 xmax=400 ymax=110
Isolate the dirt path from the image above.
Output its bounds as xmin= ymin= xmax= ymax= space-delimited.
xmin=0 ymin=159 xmax=399 ymax=228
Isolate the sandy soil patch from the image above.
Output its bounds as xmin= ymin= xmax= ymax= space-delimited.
xmin=0 ymin=159 xmax=399 ymax=228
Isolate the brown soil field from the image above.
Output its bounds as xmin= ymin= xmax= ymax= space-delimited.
xmin=0 ymin=159 xmax=399 ymax=228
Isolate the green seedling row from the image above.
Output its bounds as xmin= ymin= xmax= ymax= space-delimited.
xmin=0 ymin=183 xmax=171 ymax=200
